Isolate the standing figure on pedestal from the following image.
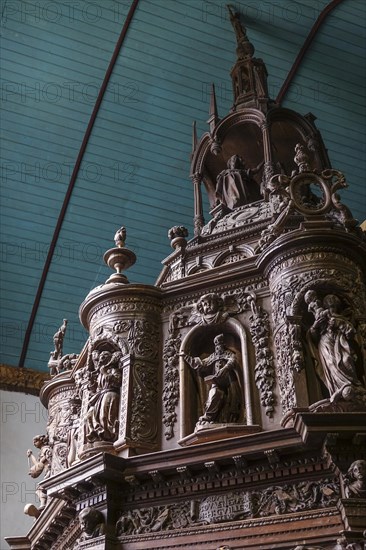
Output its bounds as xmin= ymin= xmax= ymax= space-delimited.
xmin=84 ymin=350 xmax=122 ymax=443
xmin=27 ymin=435 xmax=52 ymax=508
xmin=306 ymin=291 xmax=365 ymax=403
xmin=182 ymin=334 xmax=242 ymax=429
xmin=52 ymin=319 xmax=67 ymax=360
xmin=215 ymin=155 xmax=263 ymax=209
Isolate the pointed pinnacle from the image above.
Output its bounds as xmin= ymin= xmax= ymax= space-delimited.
xmin=207 ymin=83 xmax=219 ymax=133
xmin=192 ymin=120 xmax=197 ymax=155
xmin=209 ymin=83 xmax=218 ymax=119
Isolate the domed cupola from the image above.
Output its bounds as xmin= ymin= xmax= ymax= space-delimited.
xmin=189 ymin=6 xmax=331 ymax=238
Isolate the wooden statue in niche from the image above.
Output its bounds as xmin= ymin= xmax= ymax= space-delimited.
xmin=83 ymin=349 xmax=123 ymax=444
xmin=304 ymin=290 xmax=366 ymax=410
xmin=181 ymin=333 xmax=244 ymax=431
xmin=215 ymin=155 xmax=263 ymax=209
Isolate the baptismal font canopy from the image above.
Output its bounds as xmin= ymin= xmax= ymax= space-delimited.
xmin=6 ymin=7 xmax=366 ymax=550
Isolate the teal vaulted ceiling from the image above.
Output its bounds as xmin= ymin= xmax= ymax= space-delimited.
xmin=0 ymin=0 xmax=365 ymax=371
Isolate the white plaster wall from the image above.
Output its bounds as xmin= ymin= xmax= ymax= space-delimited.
xmin=0 ymin=389 xmax=47 ymax=544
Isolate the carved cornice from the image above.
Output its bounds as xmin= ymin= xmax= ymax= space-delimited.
xmin=162 ymin=279 xmax=269 ymax=313
xmin=79 ymin=284 xmax=163 ymax=330
xmin=160 ymin=257 xmax=265 ymax=297
xmin=258 ymin=228 xmax=366 ymax=279
xmin=0 ymin=363 xmax=49 ymax=395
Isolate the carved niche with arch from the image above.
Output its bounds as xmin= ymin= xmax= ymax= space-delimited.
xmin=178 ymin=316 xmax=260 ymax=443
xmin=289 ymin=281 xmax=366 ymax=412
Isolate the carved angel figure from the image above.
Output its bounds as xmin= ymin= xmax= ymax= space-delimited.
xmin=344 ymin=460 xmax=366 ymax=499
xmin=216 ymin=155 xmax=262 ymax=209
xmin=27 ymin=435 xmax=52 ymax=508
xmin=84 ymin=350 xmax=122 ymax=443
xmin=306 ymin=292 xmax=364 ymax=399
xmin=182 ymin=334 xmax=242 ymax=428
xmin=194 ymin=293 xmax=228 ymax=325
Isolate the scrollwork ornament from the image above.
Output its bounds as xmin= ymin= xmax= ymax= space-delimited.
xmin=116 ymin=501 xmax=199 ymax=536
xmin=127 ymin=320 xmax=159 ymax=359
xmin=130 ymin=362 xmax=158 ymax=444
xmin=322 ymin=168 xmax=358 ymax=230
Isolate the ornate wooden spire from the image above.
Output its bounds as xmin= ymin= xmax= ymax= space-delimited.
xmin=227 ymin=5 xmax=269 ymax=112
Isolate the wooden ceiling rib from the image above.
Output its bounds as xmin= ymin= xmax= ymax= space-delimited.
xmin=276 ymin=0 xmax=343 ymax=104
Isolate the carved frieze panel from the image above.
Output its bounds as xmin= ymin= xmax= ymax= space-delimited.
xmin=116 ymin=477 xmax=339 ymax=536
xmin=87 ymin=296 xmax=161 ymax=336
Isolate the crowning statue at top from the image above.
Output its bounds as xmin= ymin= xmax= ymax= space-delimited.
xmin=227 ymin=4 xmax=255 ymax=59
